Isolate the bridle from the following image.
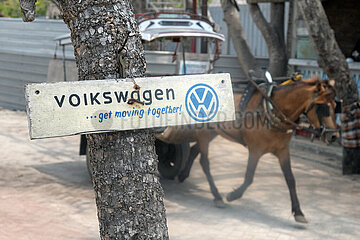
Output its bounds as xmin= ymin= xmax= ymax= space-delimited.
xmin=302 ymin=100 xmax=339 ymax=142
xmin=216 ymin=73 xmax=339 ymax=144
xmin=250 ymin=76 xmax=338 ymax=140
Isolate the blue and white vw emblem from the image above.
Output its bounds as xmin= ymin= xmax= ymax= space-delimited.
xmin=185 ymin=83 xmax=219 ymax=122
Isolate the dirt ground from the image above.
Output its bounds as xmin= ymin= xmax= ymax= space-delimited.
xmin=1 ymin=108 xmax=360 ymax=240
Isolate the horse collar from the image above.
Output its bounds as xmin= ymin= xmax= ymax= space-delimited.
xmin=238 ymin=80 xmax=265 ymax=114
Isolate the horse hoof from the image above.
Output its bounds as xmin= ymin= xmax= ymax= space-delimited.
xmin=295 ymin=215 xmax=308 ymax=224
xmin=226 ymin=190 xmax=242 ymax=202
xmin=214 ymin=199 xmax=227 ymax=208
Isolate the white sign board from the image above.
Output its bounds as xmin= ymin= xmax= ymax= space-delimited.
xmin=25 ymin=73 xmax=235 ymax=139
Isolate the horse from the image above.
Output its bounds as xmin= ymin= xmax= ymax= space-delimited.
xmin=157 ymin=76 xmax=338 ymax=223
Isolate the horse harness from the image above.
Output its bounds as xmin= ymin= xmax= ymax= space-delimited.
xmin=252 ymin=80 xmax=338 ymax=140
xmin=255 ymin=81 xmax=336 ymax=137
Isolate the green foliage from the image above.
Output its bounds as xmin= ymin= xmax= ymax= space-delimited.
xmin=0 ymin=0 xmax=21 ymax=17
xmin=36 ymin=0 xmax=48 ymax=16
xmin=0 ymin=0 xmax=48 ymax=18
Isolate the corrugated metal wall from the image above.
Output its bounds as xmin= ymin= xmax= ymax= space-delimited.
xmin=209 ymin=4 xmax=270 ymax=57
xmin=0 ymin=18 xmax=73 ymax=110
xmin=0 ymin=11 xmax=270 ymax=110
xmin=209 ymin=3 xmax=288 ymax=58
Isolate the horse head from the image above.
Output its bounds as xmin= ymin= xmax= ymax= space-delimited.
xmin=19 ymin=0 xmax=37 ymax=22
xmin=302 ymin=77 xmax=338 ymax=143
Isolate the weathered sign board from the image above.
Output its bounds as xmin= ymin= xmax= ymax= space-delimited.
xmin=25 ymin=73 xmax=235 ymax=139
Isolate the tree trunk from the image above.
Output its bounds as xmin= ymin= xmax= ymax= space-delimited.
xmin=297 ymin=0 xmax=359 ymax=175
xmin=248 ymin=3 xmax=287 ymax=77
xmin=131 ymin=0 xmax=147 ymax=14
xmin=286 ymin=0 xmax=297 ymax=74
xmin=20 ymin=0 xmax=169 ymax=239
xmin=297 ymin=0 xmax=358 ymax=106
xmin=201 ymin=0 xmax=208 ymax=53
xmin=221 ymin=0 xmax=287 ymax=78
xmin=185 ymin=0 xmax=194 ymax=13
xmin=220 ymin=0 xmax=262 ymax=78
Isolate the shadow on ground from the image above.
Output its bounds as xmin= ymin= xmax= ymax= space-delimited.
xmin=30 ymin=160 xmax=92 ymax=189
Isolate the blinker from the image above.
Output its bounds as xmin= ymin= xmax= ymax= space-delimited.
xmin=335 ymin=100 xmax=342 ymax=114
xmin=316 ymin=103 xmax=330 ymax=118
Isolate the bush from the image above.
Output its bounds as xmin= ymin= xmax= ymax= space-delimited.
xmin=0 ymin=0 xmax=48 ymax=18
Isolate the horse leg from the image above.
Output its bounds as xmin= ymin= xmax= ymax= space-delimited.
xmin=226 ymin=150 xmax=261 ymax=202
xmin=196 ymin=136 xmax=225 ymax=208
xmin=275 ymin=148 xmax=308 ymax=223
xmin=200 ymin=153 xmax=226 ymax=208
xmin=178 ymin=143 xmax=200 ymax=182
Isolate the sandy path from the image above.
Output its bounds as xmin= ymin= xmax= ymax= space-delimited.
xmin=1 ymin=108 xmax=360 ymax=240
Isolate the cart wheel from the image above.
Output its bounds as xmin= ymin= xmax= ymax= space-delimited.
xmin=156 ymin=139 xmax=190 ymax=180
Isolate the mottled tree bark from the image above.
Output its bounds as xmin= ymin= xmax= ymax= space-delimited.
xmin=19 ymin=0 xmax=169 ymax=239
xmin=220 ymin=0 xmax=287 ymax=78
xmin=297 ymin=0 xmax=358 ymax=106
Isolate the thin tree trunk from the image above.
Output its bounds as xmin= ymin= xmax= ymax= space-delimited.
xmin=20 ymin=0 xmax=169 ymax=239
xmin=186 ymin=0 xmax=193 ymax=13
xmin=131 ymin=0 xmax=147 ymax=13
xmin=297 ymin=0 xmax=358 ymax=106
xmin=248 ymin=3 xmax=287 ymax=77
xmin=201 ymin=0 xmax=208 ymax=53
xmin=221 ymin=0 xmax=287 ymax=78
xmin=286 ymin=0 xmax=295 ymax=61
xmin=220 ymin=0 xmax=262 ymax=78
xmin=286 ymin=0 xmax=297 ymax=74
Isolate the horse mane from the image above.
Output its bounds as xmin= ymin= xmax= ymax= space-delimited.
xmin=301 ymin=75 xmax=321 ymax=85
xmin=275 ymin=75 xmax=321 ymax=92
xmin=274 ymin=75 xmax=336 ymax=99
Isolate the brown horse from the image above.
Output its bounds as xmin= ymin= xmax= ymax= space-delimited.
xmin=157 ymin=76 xmax=337 ymax=223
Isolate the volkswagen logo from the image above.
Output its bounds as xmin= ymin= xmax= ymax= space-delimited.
xmin=185 ymin=83 xmax=219 ymax=122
